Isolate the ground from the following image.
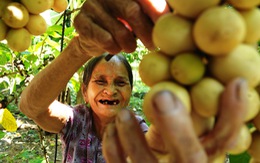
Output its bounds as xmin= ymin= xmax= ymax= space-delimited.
xmin=0 ymin=113 xmax=62 ymax=163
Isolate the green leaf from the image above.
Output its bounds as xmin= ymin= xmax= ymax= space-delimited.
xmin=22 ymin=54 xmax=38 ymax=70
xmin=64 ymin=26 xmax=75 ymax=36
xmin=0 ymin=78 xmax=9 ymax=92
xmin=47 ymin=24 xmax=63 ymax=32
xmin=0 ymin=43 xmax=12 ymax=65
xmin=229 ymin=152 xmax=251 ymax=163
xmin=45 ymin=38 xmax=61 ymax=51
xmin=0 ymin=43 xmax=11 ymax=54
xmin=0 ymin=54 xmax=8 ymax=65
xmin=46 ymin=25 xmax=63 ymax=38
xmin=0 ymin=130 xmax=5 ymax=139
xmin=9 ymin=78 xmax=16 ymax=94
xmin=29 ymin=157 xmax=46 ymax=163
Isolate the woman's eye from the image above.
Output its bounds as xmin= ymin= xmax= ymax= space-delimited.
xmin=116 ymin=81 xmax=126 ymax=86
xmin=95 ymin=80 xmax=106 ymax=85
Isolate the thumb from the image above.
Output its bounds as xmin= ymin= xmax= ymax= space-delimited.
xmin=151 ymin=91 xmax=207 ymax=163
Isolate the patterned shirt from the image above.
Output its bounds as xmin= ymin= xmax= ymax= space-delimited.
xmin=60 ymin=104 xmax=149 ymax=163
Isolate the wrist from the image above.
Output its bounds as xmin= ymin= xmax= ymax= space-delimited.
xmin=67 ymin=36 xmax=92 ymax=61
xmin=71 ymin=35 xmax=106 ymax=58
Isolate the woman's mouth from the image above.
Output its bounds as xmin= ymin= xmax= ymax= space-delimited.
xmin=99 ymin=99 xmax=120 ymax=105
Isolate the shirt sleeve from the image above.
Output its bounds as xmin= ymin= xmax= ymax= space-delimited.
xmin=60 ymin=105 xmax=88 ymax=143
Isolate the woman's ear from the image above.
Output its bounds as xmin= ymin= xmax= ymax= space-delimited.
xmin=81 ymin=84 xmax=89 ymax=103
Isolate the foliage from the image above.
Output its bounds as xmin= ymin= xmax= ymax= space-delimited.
xmin=229 ymin=152 xmax=251 ymax=163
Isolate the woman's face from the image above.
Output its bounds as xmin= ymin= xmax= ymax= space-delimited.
xmin=83 ymin=57 xmax=132 ymax=119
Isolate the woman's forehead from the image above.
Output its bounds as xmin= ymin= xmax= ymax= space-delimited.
xmin=92 ymin=57 xmax=128 ymax=76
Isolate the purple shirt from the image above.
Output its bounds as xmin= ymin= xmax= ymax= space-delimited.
xmin=60 ymin=104 xmax=149 ymax=163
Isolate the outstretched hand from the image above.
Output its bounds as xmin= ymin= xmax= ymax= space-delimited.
xmin=102 ymin=78 xmax=247 ymax=163
xmin=73 ymin=0 xmax=170 ymax=56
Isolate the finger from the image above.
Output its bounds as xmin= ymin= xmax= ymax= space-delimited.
xmin=145 ymin=124 xmax=168 ymax=153
xmin=102 ymin=123 xmax=127 ymax=163
xmin=136 ymin=0 xmax=171 ymax=22
xmin=201 ymin=78 xmax=247 ymax=158
xmin=145 ymin=124 xmax=173 ymax=162
xmin=115 ymin=109 xmax=157 ymax=163
xmin=74 ymin=11 xmax=120 ymax=54
xmin=84 ymin=0 xmax=137 ymax=53
xmin=151 ymin=91 xmax=207 ymax=163
xmin=105 ymin=0 xmax=155 ymax=50
xmin=75 ymin=0 xmax=137 ymax=54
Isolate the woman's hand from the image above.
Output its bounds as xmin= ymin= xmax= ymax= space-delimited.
xmin=102 ymin=78 xmax=247 ymax=163
xmin=73 ymin=0 xmax=170 ymax=56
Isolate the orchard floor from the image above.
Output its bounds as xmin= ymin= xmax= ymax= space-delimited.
xmin=0 ymin=114 xmax=62 ymax=163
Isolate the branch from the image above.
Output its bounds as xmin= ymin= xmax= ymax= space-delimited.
xmin=0 ymin=72 xmax=20 ymax=78
xmin=37 ymin=126 xmax=50 ymax=163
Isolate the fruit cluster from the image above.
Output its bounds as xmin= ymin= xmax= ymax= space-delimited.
xmin=140 ymin=0 xmax=260 ymax=162
xmin=0 ymin=0 xmax=68 ymax=52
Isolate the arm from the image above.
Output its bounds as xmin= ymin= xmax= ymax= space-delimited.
xmin=19 ymin=0 xmax=170 ymax=133
xmin=19 ymin=37 xmax=92 ymax=133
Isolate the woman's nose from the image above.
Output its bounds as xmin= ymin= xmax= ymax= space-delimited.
xmin=103 ymin=84 xmax=116 ymax=95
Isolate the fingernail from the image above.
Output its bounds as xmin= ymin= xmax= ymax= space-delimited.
xmin=152 ymin=91 xmax=181 ymax=114
xmin=236 ymin=78 xmax=248 ymax=100
xmin=117 ymin=109 xmax=131 ymax=122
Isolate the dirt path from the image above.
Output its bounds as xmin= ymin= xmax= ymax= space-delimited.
xmin=0 ymin=115 xmax=62 ymax=163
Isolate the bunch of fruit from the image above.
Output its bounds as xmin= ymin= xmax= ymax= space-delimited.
xmin=0 ymin=0 xmax=68 ymax=52
xmin=140 ymin=0 xmax=260 ymax=162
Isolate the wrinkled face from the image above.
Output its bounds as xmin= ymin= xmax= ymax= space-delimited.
xmin=83 ymin=57 xmax=132 ymax=119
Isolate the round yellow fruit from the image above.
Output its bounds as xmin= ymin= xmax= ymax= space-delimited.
xmin=228 ymin=124 xmax=252 ymax=155
xmin=227 ymin=0 xmax=260 ymax=10
xmin=253 ymin=112 xmax=260 ymax=131
xmin=25 ymin=14 xmax=47 ymax=36
xmin=143 ymin=81 xmax=191 ymax=123
xmin=21 ymin=0 xmax=54 ymax=14
xmin=209 ymin=44 xmax=260 ymax=88
xmin=210 ymin=154 xmax=227 ymax=163
xmin=152 ymin=13 xmax=196 ymax=56
xmin=167 ymin=0 xmax=220 ymax=19
xmin=190 ymin=77 xmax=224 ymax=117
xmin=240 ymin=7 xmax=260 ymax=44
xmin=0 ymin=0 xmax=12 ymax=18
xmin=52 ymin=0 xmax=68 ymax=13
xmin=248 ymin=131 xmax=260 ymax=160
xmin=190 ymin=111 xmax=215 ymax=137
xmin=193 ymin=6 xmax=246 ymax=56
xmin=244 ymin=88 xmax=260 ymax=122
xmin=2 ymin=2 xmax=29 ymax=28
xmin=6 ymin=28 xmax=32 ymax=52
xmin=170 ymin=52 xmax=205 ymax=85
xmin=0 ymin=19 xmax=8 ymax=41
xmin=139 ymin=51 xmax=171 ymax=87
